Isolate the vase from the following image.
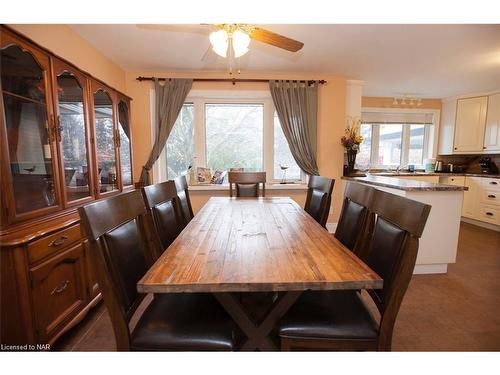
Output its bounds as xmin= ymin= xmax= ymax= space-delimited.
xmin=344 ymin=148 xmax=357 ymax=176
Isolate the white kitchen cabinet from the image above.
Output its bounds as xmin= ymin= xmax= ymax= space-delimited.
xmin=438 ymin=98 xmax=457 ymax=155
xmin=439 ymin=176 xmax=465 ymax=186
xmin=463 ymin=177 xmax=482 ymax=219
xmin=484 ymin=93 xmax=500 ymax=152
xmin=453 ymin=96 xmax=488 ymax=153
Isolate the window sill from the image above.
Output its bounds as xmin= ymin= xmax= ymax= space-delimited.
xmin=188 ymin=183 xmax=308 ymax=191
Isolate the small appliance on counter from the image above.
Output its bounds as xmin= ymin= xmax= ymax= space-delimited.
xmin=424 ymin=158 xmax=436 ymax=172
xmin=479 ymin=157 xmax=499 ymax=174
xmin=435 ymin=160 xmax=444 ymax=172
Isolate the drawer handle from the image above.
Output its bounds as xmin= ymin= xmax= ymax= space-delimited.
xmin=48 ymin=235 xmax=68 ymax=247
xmin=50 ymin=280 xmax=70 ymax=295
xmin=490 ymin=181 xmax=498 ymax=185
xmin=488 ymin=194 xmax=496 ymax=198
xmin=486 ymin=212 xmax=494 ymax=216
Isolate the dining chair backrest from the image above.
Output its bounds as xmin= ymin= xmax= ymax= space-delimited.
xmin=174 ymin=175 xmax=194 ymax=227
xmin=142 ymin=180 xmax=183 ymax=253
xmin=78 ymin=190 xmax=158 ymax=349
xmin=335 ymin=182 xmax=375 ymax=258
xmin=228 ymin=171 xmax=266 ymax=197
xmin=363 ymin=188 xmax=431 ymax=349
xmin=304 ymin=175 xmax=335 ymax=227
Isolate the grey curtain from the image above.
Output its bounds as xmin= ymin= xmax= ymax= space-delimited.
xmin=269 ymin=80 xmax=319 ymax=176
xmin=139 ymin=78 xmax=192 ymax=185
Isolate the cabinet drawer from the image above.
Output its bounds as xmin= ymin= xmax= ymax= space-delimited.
xmin=478 ymin=205 xmax=500 ymax=225
xmin=29 ymin=244 xmax=87 ymax=343
xmin=481 ymin=190 xmax=500 ymax=206
xmin=28 ymin=224 xmax=82 ymax=264
xmin=482 ymin=178 xmax=500 ymax=191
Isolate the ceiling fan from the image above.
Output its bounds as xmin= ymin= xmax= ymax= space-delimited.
xmin=138 ymin=24 xmax=304 ymax=59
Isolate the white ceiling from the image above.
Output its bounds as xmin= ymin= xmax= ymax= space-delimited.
xmin=70 ymin=24 xmax=500 ymax=98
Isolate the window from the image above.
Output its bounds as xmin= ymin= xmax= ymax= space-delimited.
xmin=356 ymin=123 xmax=431 ymax=169
xmin=378 ymin=124 xmax=403 ymax=167
xmin=273 ymin=113 xmax=301 ymax=180
xmin=205 ymin=103 xmax=263 ymax=173
xmin=356 ymin=124 xmax=372 ymax=168
xmin=158 ymin=93 xmax=305 ymax=183
xmin=357 ymin=110 xmax=436 ymax=169
xmin=165 ymin=104 xmax=194 ymax=179
xmin=408 ymin=124 xmax=425 ymax=165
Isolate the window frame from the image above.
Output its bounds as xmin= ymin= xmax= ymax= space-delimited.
xmin=358 ymin=107 xmax=440 ymax=169
xmin=153 ymin=89 xmax=306 ymax=183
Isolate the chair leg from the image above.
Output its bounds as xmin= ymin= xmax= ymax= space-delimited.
xmin=280 ymin=337 xmax=292 ymax=351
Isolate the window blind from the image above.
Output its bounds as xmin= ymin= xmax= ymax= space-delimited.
xmin=361 ymin=111 xmax=434 ymax=125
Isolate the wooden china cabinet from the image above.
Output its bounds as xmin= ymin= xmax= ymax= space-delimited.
xmin=0 ymin=25 xmax=134 ymax=346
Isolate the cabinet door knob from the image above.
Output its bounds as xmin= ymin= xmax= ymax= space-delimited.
xmin=50 ymin=280 xmax=70 ymax=295
xmin=48 ymin=235 xmax=68 ymax=247
xmin=488 ymin=194 xmax=496 ymax=198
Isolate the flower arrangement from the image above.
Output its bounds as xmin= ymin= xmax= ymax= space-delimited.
xmin=341 ymin=116 xmax=363 ymax=151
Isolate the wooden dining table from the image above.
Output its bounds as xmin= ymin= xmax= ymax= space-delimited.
xmin=137 ymin=196 xmax=383 ymax=351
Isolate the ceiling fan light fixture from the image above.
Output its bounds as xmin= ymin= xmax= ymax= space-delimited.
xmin=209 ymin=29 xmax=228 ymax=57
xmin=232 ymin=29 xmax=251 ymax=58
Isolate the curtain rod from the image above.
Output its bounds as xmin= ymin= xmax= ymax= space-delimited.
xmin=136 ymin=76 xmax=327 ymax=86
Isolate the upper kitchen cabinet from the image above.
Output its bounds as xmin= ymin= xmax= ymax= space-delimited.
xmin=453 ymin=96 xmax=488 ymax=153
xmin=484 ymin=93 xmax=500 ymax=152
xmin=438 ymin=98 xmax=457 ymax=155
xmin=438 ymin=94 xmax=499 ymax=155
xmin=0 ymin=31 xmax=62 ymax=223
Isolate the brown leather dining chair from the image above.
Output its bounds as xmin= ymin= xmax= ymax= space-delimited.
xmin=279 ymin=188 xmax=431 ymax=351
xmin=142 ymin=180 xmax=183 ymax=254
xmin=228 ymin=171 xmax=266 ymax=197
xmin=304 ymin=175 xmax=335 ymax=227
xmin=174 ymin=175 xmax=194 ymax=228
xmin=334 ymin=182 xmax=375 ymax=259
xmin=78 ymin=190 xmax=235 ymax=351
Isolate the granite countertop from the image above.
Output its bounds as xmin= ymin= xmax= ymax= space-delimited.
xmin=342 ymin=175 xmax=469 ymax=191
xmin=366 ymin=172 xmax=500 ymax=179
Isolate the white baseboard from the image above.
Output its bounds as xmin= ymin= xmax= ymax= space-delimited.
xmin=461 ymin=217 xmax=500 ymax=232
xmin=413 ymin=264 xmax=448 ymax=274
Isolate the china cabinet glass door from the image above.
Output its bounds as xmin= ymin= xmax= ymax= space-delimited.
xmin=0 ymin=42 xmax=60 ymax=217
xmin=118 ymin=99 xmax=133 ymax=187
xmin=54 ymin=65 xmax=92 ymax=204
xmin=92 ymin=88 xmax=118 ymax=194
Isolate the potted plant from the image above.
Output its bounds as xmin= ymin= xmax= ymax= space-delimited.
xmin=341 ymin=116 xmax=363 ymax=176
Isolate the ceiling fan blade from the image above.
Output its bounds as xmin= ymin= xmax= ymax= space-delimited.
xmin=249 ymin=27 xmax=304 ymax=52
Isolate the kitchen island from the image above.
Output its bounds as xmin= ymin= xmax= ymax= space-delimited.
xmin=342 ymin=175 xmax=468 ymax=274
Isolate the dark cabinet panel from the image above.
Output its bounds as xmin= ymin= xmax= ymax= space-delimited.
xmin=30 ymin=243 xmax=87 ymax=343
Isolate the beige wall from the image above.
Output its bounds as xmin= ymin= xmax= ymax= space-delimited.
xmin=8 ymin=24 xmax=126 ymax=92
xmin=362 ymin=96 xmax=442 ymax=110
xmin=126 ymin=71 xmax=347 ymax=222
